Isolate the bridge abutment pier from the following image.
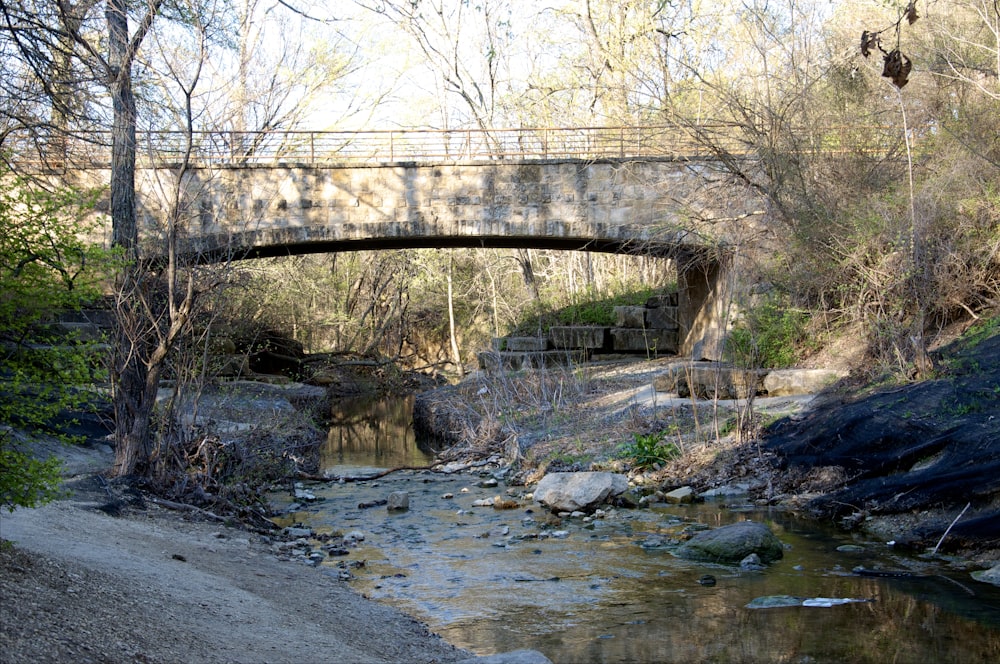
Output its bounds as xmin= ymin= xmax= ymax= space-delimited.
xmin=677 ymin=251 xmax=732 ymax=361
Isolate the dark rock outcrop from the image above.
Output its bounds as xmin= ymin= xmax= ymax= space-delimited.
xmin=764 ymin=328 xmax=1000 ymax=551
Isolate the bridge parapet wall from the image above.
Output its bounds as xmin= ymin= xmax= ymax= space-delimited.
xmin=135 ymin=159 xmax=736 ymax=257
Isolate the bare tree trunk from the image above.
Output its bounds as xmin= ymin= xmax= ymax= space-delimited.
xmin=107 ymin=0 xmax=139 ymax=254
xmin=447 ymin=250 xmax=465 ymax=377
xmin=107 ymin=0 xmax=147 ymax=476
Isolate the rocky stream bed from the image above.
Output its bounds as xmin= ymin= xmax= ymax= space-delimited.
xmin=4 ymin=321 xmax=1000 ymax=662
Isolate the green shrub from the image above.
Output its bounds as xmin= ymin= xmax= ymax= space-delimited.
xmin=727 ymin=296 xmax=811 ymax=369
xmin=511 ymin=287 xmax=667 ymax=335
xmin=0 ymin=166 xmax=111 ymax=511
xmin=0 ymin=437 xmax=65 ymax=512
xmin=617 ymin=430 xmax=680 ymax=470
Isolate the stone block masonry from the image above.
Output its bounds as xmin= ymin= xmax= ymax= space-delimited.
xmin=145 ymin=160 xmax=737 ymax=256
xmin=481 ymin=293 xmax=681 ymax=370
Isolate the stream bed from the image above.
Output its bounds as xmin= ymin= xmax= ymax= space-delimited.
xmin=270 ymin=396 xmax=1000 ymax=663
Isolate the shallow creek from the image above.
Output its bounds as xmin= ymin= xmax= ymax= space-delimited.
xmin=270 ymin=396 xmax=1000 ymax=663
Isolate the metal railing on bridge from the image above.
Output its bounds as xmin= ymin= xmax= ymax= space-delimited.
xmin=10 ymin=125 xmax=749 ymax=167
xmin=9 ymin=124 xmax=902 ymax=168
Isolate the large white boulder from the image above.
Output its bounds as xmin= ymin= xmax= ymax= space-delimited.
xmin=533 ymin=472 xmax=629 ymax=513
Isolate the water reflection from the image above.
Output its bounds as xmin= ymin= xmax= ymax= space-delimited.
xmin=287 ymin=398 xmax=1000 ymax=663
xmin=321 ymin=395 xmax=436 ymax=472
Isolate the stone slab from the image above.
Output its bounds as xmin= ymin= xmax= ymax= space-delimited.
xmin=501 ymin=336 xmax=550 ymax=352
xmin=762 ymin=368 xmax=845 ymax=396
xmin=614 ymin=306 xmax=646 ymax=328
xmin=645 ymin=305 xmax=679 ymax=330
xmin=548 ymin=326 xmax=608 ymax=350
xmin=653 ymin=362 xmax=764 ymax=399
xmin=646 ymin=293 xmax=679 ymax=308
xmin=610 ymin=328 xmax=678 ymax=354
xmin=478 ymin=350 xmax=587 ymax=371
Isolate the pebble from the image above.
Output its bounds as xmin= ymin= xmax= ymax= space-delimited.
xmin=441 ymin=493 xmax=454 ymax=499
xmin=478 ymin=478 xmax=499 ymax=488
xmin=551 ymin=531 xmax=569 ymax=539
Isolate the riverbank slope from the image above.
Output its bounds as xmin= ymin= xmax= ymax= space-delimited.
xmin=0 ymin=461 xmax=470 ymax=663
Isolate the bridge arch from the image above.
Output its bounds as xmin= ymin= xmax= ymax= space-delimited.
xmin=136 ymin=158 xmax=736 ymax=360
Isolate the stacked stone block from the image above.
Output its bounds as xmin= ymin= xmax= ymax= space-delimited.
xmin=479 ymin=292 xmax=681 ymax=370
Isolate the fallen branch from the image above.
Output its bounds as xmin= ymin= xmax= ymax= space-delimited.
xmin=148 ymin=496 xmax=227 ymax=522
xmin=295 ymin=457 xmax=497 ymax=483
xmin=932 ymin=502 xmax=971 ymax=556
xmin=297 ymin=464 xmax=439 ymax=483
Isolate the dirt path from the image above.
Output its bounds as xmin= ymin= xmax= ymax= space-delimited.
xmin=0 ymin=481 xmax=470 ymax=663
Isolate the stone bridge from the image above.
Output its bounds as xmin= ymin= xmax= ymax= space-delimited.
xmin=62 ymin=126 xmax=759 ymax=358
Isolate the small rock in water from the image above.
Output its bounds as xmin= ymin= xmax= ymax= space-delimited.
xmin=490 ymin=525 xmax=510 ymax=538
xmin=478 ymin=478 xmax=499 ymax=488
xmin=675 ymin=521 xmax=784 ymax=564
xmin=344 ymin=530 xmax=365 ymax=544
xmin=746 ymin=595 xmax=804 ymax=609
xmin=551 ymin=530 xmax=570 ymax=539
xmin=836 ymin=544 xmax=865 ymax=553
xmin=387 ymin=491 xmax=410 ymax=512
xmin=639 ymin=536 xmax=669 ymax=550
xmin=283 ymin=526 xmax=313 ymax=539
xmin=441 ymin=493 xmax=455 ymax=499
xmin=472 ymin=498 xmax=494 ymax=507
xmin=664 ymin=486 xmax=694 ymax=504
xmin=971 ymin=562 xmax=1000 ymax=586
xmin=740 ymin=553 xmax=766 ymax=571
xmin=699 ymin=483 xmax=751 ymax=498
xmin=698 ymin=574 xmax=717 ymax=586
xmin=294 ymin=488 xmax=318 ymax=502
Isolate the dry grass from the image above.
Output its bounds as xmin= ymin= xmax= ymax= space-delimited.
xmin=459 ymin=358 xmax=748 ymax=476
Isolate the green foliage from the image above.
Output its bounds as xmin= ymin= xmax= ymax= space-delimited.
xmin=0 ymin=435 xmax=65 ymax=512
xmin=727 ymin=295 xmax=811 ymax=369
xmin=0 ymin=166 xmax=112 ymax=510
xmin=958 ymin=314 xmax=1000 ymax=348
xmin=511 ymin=287 xmax=666 ymax=335
xmin=617 ymin=429 xmax=680 ymax=470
